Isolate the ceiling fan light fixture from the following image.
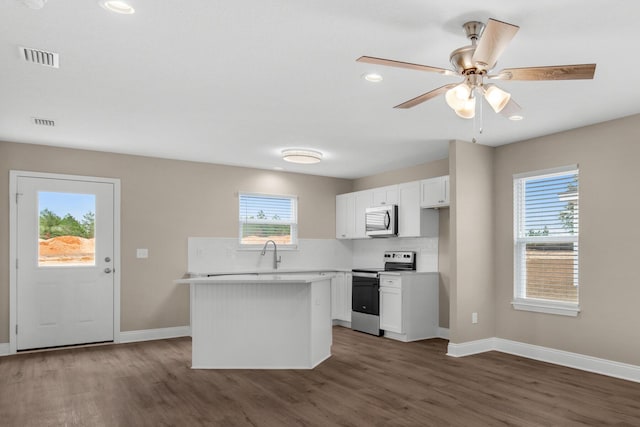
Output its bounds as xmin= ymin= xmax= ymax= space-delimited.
xmin=282 ymin=149 xmax=323 ymax=164
xmin=483 ymin=84 xmax=511 ymax=113
xmin=99 ymin=0 xmax=135 ymax=14
xmin=454 ymin=98 xmax=476 ymax=119
xmin=445 ymin=83 xmax=472 ymax=110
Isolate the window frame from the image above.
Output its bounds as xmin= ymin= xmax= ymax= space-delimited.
xmin=238 ymin=192 xmax=298 ymax=250
xmin=512 ymin=165 xmax=580 ymax=317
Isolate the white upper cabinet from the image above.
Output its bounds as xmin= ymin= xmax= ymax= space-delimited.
xmin=336 ymin=190 xmax=372 ymax=239
xmin=335 ymin=193 xmax=352 ymax=239
xmin=420 ymin=175 xmax=450 ymax=208
xmin=353 ymin=190 xmax=373 ymax=239
xmin=372 ymin=185 xmax=399 ymax=206
xmin=398 ymin=181 xmax=439 ymax=238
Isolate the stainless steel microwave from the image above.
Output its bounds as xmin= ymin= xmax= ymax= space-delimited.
xmin=365 ymin=205 xmax=398 ymax=237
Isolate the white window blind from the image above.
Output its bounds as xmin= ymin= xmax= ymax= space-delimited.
xmin=239 ymin=193 xmax=297 ymax=247
xmin=514 ymin=166 xmax=579 ymax=312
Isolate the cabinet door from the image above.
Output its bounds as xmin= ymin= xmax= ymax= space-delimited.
xmin=442 ymin=175 xmax=450 ymax=205
xmin=380 ymin=287 xmax=402 ymax=333
xmin=398 ymin=181 xmax=420 ymax=237
xmin=420 ymin=176 xmax=449 ymax=208
xmin=331 ymin=273 xmax=344 ymax=320
xmin=344 ymin=273 xmax=352 ymax=322
xmin=372 ymin=185 xmax=398 ymax=206
xmin=354 ymin=191 xmax=373 ymax=238
xmin=335 ymin=194 xmax=349 ymax=239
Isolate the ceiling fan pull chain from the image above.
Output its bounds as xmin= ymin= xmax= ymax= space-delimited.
xmin=479 ymin=94 xmax=484 ymax=136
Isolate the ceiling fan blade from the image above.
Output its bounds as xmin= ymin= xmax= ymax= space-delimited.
xmin=357 ymin=56 xmax=457 ymax=76
xmin=472 ymin=18 xmax=519 ymax=70
xmin=489 ymin=64 xmax=597 ymax=81
xmin=394 ymin=84 xmax=458 ymax=109
xmin=499 ymin=98 xmax=522 ymax=119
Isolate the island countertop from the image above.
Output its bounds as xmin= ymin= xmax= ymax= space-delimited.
xmin=175 ymin=272 xmax=336 ymax=285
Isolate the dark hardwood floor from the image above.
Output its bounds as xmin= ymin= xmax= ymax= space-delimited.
xmin=2 ymin=326 xmax=640 ymax=426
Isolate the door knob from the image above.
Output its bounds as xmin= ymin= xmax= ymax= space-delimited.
xmin=104 ymin=268 xmax=112 ymax=274
xmin=105 ymin=257 xmax=111 ymax=262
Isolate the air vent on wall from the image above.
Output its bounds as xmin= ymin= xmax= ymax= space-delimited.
xmin=20 ymin=46 xmax=59 ymax=68
xmin=32 ymin=117 xmax=55 ymax=127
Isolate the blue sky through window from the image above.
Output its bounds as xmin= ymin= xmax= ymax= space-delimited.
xmin=239 ymin=195 xmax=294 ymax=222
xmin=39 ymin=192 xmax=95 ymax=221
xmin=524 ymin=172 xmax=577 ymax=236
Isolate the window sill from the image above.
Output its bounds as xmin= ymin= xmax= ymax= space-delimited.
xmin=236 ymin=245 xmax=298 ymax=252
xmin=511 ymin=298 xmax=580 ymax=317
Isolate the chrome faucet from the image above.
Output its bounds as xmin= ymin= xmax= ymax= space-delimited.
xmin=261 ymin=240 xmax=282 ymax=270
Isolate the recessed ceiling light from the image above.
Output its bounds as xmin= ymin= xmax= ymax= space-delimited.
xmin=509 ymin=115 xmax=524 ymax=121
xmin=282 ymin=149 xmax=323 ymax=164
xmin=99 ymin=0 xmax=135 ymax=14
xmin=362 ymin=73 xmax=383 ymax=83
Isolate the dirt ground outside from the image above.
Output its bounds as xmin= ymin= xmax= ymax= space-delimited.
xmin=241 ymin=235 xmax=292 ymax=245
xmin=39 ymin=236 xmax=95 ymax=265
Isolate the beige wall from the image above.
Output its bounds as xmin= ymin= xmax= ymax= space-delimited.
xmin=0 ymin=141 xmax=352 ymax=342
xmin=351 ymin=158 xmax=448 ymax=191
xmin=449 ymin=140 xmax=495 ymax=343
xmin=494 ymin=115 xmax=640 ymax=365
xmin=352 ymin=157 xmax=450 ymax=328
xmin=437 ymin=208 xmax=450 ymax=328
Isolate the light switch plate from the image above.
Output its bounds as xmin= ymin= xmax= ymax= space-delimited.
xmin=136 ymin=248 xmax=149 ymax=259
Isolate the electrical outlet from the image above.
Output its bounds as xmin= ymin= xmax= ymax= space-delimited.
xmin=472 ymin=312 xmax=478 ymax=324
xmin=136 ymin=248 xmax=148 ymax=259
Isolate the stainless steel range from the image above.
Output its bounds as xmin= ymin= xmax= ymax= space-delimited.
xmin=351 ymin=251 xmax=416 ymax=336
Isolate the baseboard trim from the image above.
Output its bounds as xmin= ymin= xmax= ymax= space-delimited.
xmin=0 ymin=342 xmax=9 ymax=357
xmin=447 ymin=337 xmax=496 ymax=357
xmin=437 ymin=327 xmax=450 ymax=340
xmin=493 ymin=338 xmax=640 ymax=383
xmin=447 ymin=337 xmax=640 ymax=383
xmin=119 ymin=326 xmax=191 ymax=344
xmin=332 ymin=320 xmax=351 ymax=328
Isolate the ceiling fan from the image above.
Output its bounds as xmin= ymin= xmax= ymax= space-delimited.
xmin=357 ymin=18 xmax=596 ymax=120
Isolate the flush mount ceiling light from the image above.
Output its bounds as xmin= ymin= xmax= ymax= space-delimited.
xmin=99 ymin=0 xmax=135 ymax=14
xmin=362 ymin=72 xmax=383 ymax=83
xmin=282 ymin=149 xmax=323 ymax=164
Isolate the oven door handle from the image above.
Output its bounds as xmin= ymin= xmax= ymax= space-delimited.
xmin=352 ymin=272 xmax=379 ymax=279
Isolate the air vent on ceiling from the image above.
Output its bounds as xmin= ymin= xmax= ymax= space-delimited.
xmin=20 ymin=46 xmax=59 ymax=68
xmin=32 ymin=117 xmax=55 ymax=127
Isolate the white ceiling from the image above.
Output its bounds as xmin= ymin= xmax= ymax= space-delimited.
xmin=1 ymin=0 xmax=639 ymax=179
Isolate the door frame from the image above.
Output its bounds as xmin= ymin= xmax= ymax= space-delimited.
xmin=9 ymin=170 xmax=121 ymax=354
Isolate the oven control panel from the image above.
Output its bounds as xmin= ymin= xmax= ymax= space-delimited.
xmin=383 ymin=251 xmax=415 ymax=262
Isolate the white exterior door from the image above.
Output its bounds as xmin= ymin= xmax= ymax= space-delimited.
xmin=14 ymin=174 xmax=116 ymax=350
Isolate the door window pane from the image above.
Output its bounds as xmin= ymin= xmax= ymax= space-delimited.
xmin=38 ymin=192 xmax=96 ymax=266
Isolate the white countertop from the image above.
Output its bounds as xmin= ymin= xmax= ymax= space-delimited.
xmin=175 ymin=272 xmax=336 ymax=285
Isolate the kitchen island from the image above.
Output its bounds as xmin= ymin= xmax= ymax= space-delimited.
xmin=175 ymin=273 xmax=333 ymax=369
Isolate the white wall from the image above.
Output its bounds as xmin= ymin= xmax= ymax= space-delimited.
xmin=188 ymin=236 xmax=439 ymax=274
xmin=351 ymin=237 xmax=439 ymax=272
xmin=188 ymin=238 xmax=353 ymax=274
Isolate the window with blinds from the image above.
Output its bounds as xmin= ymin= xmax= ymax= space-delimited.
xmin=239 ymin=193 xmax=298 ymax=247
xmin=513 ymin=166 xmax=579 ymax=312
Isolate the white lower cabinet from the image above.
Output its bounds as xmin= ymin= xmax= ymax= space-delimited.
xmin=380 ymin=283 xmax=402 ymax=333
xmin=379 ymin=272 xmax=439 ymax=342
xmin=330 ymin=272 xmax=352 ymax=323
